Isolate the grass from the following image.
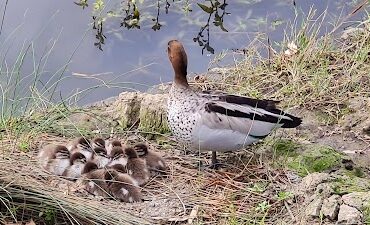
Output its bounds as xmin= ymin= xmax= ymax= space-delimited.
xmin=202 ymin=7 xmax=370 ymax=123
xmin=0 ymin=3 xmax=369 ymax=225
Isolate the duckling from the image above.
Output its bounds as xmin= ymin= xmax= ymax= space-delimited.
xmin=134 ymin=143 xmax=167 ymax=174
xmin=67 ymin=137 xmax=93 ymax=160
xmin=106 ymin=169 xmax=143 ymax=203
xmin=62 ymin=152 xmax=87 ymax=179
xmin=92 ymin=137 xmax=106 ymax=149
xmin=125 ymin=147 xmax=150 ymax=186
xmin=82 ymin=162 xmax=110 ymax=197
xmin=38 ymin=144 xmax=71 ymax=176
xmin=108 ymin=146 xmax=128 ymax=167
xmin=106 ymin=139 xmax=122 ymax=155
xmin=91 ymin=147 xmax=110 ymax=168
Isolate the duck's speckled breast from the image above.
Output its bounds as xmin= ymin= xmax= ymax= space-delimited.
xmin=167 ymin=85 xmax=201 ymax=145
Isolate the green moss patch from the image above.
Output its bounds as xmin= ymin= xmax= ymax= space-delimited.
xmin=286 ymin=145 xmax=343 ymax=176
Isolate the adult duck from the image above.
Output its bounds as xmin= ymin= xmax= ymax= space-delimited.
xmin=166 ymin=40 xmax=302 ymax=168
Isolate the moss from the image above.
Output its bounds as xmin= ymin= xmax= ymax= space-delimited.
xmin=273 ymin=139 xmax=300 ymax=157
xmin=331 ymin=171 xmax=370 ymax=195
xmin=138 ymin=107 xmax=170 ymax=134
xmin=286 ymin=145 xmax=343 ymax=176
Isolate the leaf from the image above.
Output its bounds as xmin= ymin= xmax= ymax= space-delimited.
xmin=206 ymin=44 xmax=215 ymax=54
xmin=197 ymin=3 xmax=213 ymax=14
xmin=219 ymin=23 xmax=228 ymax=32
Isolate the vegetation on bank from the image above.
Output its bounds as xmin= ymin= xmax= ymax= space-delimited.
xmin=0 ymin=6 xmax=369 ymax=225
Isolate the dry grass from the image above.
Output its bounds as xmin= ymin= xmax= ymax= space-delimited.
xmin=0 ymin=132 xmax=301 ymax=225
xmin=200 ymin=9 xmax=370 ymax=123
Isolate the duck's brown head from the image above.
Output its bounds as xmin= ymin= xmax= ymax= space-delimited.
xmin=76 ymin=137 xmax=91 ymax=150
xmin=70 ymin=152 xmax=87 ymax=164
xmin=110 ymin=146 xmax=125 ymax=160
xmin=133 ymin=143 xmax=148 ymax=157
xmin=92 ymin=137 xmax=105 ymax=148
xmin=110 ymin=140 xmax=122 ymax=148
xmin=168 ymin=40 xmax=188 ymax=87
xmin=124 ymin=147 xmax=138 ymax=159
xmin=54 ymin=145 xmax=70 ymax=159
xmin=82 ymin=161 xmax=98 ymax=174
xmin=93 ymin=147 xmax=107 ymax=157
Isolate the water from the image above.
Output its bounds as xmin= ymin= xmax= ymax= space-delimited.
xmin=0 ymin=0 xmax=367 ymax=106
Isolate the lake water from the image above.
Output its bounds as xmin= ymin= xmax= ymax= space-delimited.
xmin=0 ymin=0 xmax=367 ymax=106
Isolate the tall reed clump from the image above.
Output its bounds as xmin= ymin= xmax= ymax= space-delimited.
xmin=210 ymin=8 xmax=370 ymax=123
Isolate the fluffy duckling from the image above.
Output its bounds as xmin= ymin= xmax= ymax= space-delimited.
xmin=91 ymin=147 xmax=110 ymax=168
xmin=67 ymin=137 xmax=93 ymax=160
xmin=38 ymin=144 xmax=70 ymax=176
xmin=81 ymin=162 xmax=111 ymax=197
xmin=125 ymin=147 xmax=150 ymax=186
xmin=92 ymin=137 xmax=106 ymax=149
xmin=106 ymin=139 xmax=122 ymax=155
xmin=106 ymin=170 xmax=143 ymax=203
xmin=62 ymin=152 xmax=87 ymax=179
xmin=108 ymin=146 xmax=128 ymax=167
xmin=134 ymin=143 xmax=167 ymax=174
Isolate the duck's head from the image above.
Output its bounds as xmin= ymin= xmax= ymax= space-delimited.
xmin=70 ymin=152 xmax=87 ymax=164
xmin=167 ymin=40 xmax=188 ymax=87
xmin=133 ymin=143 xmax=148 ymax=157
xmin=76 ymin=137 xmax=91 ymax=150
xmin=124 ymin=147 xmax=139 ymax=159
xmin=82 ymin=161 xmax=98 ymax=174
xmin=92 ymin=137 xmax=105 ymax=148
xmin=93 ymin=147 xmax=107 ymax=157
xmin=54 ymin=145 xmax=70 ymax=159
xmin=110 ymin=146 xmax=125 ymax=160
xmin=110 ymin=140 xmax=122 ymax=148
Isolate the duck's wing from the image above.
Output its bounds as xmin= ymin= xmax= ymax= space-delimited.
xmin=197 ymin=97 xmax=301 ymax=138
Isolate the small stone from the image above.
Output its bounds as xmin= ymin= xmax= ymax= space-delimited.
xmin=337 ymin=204 xmax=362 ymax=224
xmin=300 ymin=173 xmax=330 ymax=192
xmin=315 ymin=183 xmax=334 ymax=198
xmin=305 ymin=197 xmax=323 ymax=217
xmin=321 ymin=195 xmax=340 ymax=220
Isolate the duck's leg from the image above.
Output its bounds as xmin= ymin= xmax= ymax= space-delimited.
xmin=209 ymin=151 xmax=221 ymax=169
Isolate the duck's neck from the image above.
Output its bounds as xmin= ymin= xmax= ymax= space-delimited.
xmin=174 ymin=73 xmax=189 ymax=87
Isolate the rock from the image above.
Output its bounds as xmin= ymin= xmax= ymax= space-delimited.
xmin=107 ymin=92 xmax=144 ymax=128
xmin=342 ymin=192 xmax=370 ymax=210
xmin=305 ymin=196 xmax=323 ymax=217
xmin=337 ymin=204 xmax=362 ymax=224
xmin=321 ymin=195 xmax=340 ymax=220
xmin=341 ymin=27 xmax=366 ymax=40
xmin=138 ymin=94 xmax=170 ymax=134
xmin=300 ymin=173 xmax=330 ymax=192
xmin=315 ymin=183 xmax=334 ymax=198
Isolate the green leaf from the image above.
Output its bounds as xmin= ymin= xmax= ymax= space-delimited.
xmin=197 ymin=3 xmax=213 ymax=14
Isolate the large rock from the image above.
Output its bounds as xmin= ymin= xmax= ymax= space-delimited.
xmin=337 ymin=204 xmax=362 ymax=224
xmin=300 ymin=173 xmax=330 ymax=192
xmin=342 ymin=192 xmax=370 ymax=210
xmin=138 ymin=93 xmax=170 ymax=134
xmin=107 ymin=92 xmax=170 ymax=134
